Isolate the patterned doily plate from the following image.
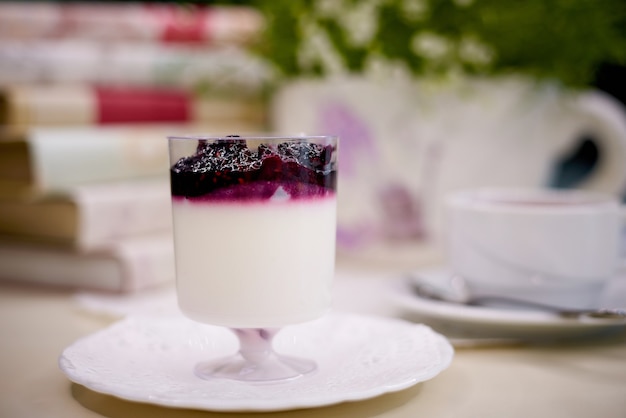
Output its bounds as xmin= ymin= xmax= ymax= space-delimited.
xmin=59 ymin=312 xmax=453 ymax=412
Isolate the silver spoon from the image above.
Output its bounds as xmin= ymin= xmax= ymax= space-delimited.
xmin=408 ymin=274 xmax=626 ymax=320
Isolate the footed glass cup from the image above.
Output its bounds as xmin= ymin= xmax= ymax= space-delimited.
xmin=168 ymin=135 xmax=338 ymax=382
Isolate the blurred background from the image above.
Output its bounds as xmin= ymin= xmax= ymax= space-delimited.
xmin=1 ymin=0 xmax=626 ymax=290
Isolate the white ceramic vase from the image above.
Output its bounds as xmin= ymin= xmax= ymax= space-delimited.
xmin=271 ymin=75 xmax=626 ymax=251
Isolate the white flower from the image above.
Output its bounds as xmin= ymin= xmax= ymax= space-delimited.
xmin=411 ymin=32 xmax=452 ymax=60
xmin=364 ymin=52 xmax=413 ymax=81
xmin=400 ymin=0 xmax=429 ymax=21
xmin=297 ymin=20 xmax=347 ymax=75
xmin=341 ymin=0 xmax=382 ymax=47
xmin=458 ymin=36 xmax=494 ymax=65
xmin=315 ymin=0 xmax=346 ymax=17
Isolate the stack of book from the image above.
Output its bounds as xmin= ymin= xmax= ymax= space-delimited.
xmin=0 ymin=2 xmax=270 ymax=293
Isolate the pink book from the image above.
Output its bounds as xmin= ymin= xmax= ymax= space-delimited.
xmin=1 ymin=85 xmax=267 ymax=127
xmin=0 ymin=2 xmax=263 ymax=45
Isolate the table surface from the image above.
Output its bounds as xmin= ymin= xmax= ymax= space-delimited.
xmin=1 ymin=263 xmax=626 ymax=418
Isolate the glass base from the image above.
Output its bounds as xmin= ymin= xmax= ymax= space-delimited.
xmin=195 ymin=353 xmax=316 ymax=383
xmin=194 ymin=328 xmax=316 ymax=383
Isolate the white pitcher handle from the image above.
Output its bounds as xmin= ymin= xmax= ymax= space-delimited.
xmin=573 ymin=90 xmax=626 ymax=196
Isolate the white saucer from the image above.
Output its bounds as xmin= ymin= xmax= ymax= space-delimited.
xmin=389 ymin=267 xmax=626 ymax=342
xmin=59 ymin=312 xmax=453 ymax=412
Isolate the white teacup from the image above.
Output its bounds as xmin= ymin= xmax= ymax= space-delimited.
xmin=445 ymin=188 xmax=623 ymax=309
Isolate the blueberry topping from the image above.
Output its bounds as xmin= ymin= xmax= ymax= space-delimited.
xmin=170 ymin=138 xmax=336 ymax=200
xmin=276 ymin=142 xmax=333 ymax=172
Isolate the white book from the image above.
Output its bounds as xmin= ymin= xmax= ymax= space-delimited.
xmin=0 ymin=40 xmax=272 ymax=93
xmin=0 ymin=123 xmax=263 ymax=198
xmin=0 ymin=179 xmax=173 ymax=250
xmin=0 ymin=233 xmax=175 ymax=293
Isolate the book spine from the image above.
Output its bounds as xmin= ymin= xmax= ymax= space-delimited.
xmin=113 ymin=234 xmax=176 ymax=293
xmin=0 ymin=3 xmax=263 ymax=45
xmin=0 ymin=235 xmax=175 ymax=293
xmin=26 ymin=126 xmax=171 ymax=192
xmin=0 ymin=121 xmax=265 ymax=198
xmin=74 ymin=180 xmax=173 ymax=251
xmin=0 ymin=40 xmax=272 ymax=92
xmin=0 ymin=181 xmax=173 ymax=251
xmin=1 ymin=85 xmax=267 ymax=127
xmin=0 ymin=243 xmax=126 ymax=292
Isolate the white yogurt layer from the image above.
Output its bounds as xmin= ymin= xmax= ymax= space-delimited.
xmin=171 ymin=196 xmax=337 ymax=328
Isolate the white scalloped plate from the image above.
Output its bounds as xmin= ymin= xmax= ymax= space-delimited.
xmin=389 ymin=267 xmax=626 ymax=342
xmin=59 ymin=312 xmax=453 ymax=412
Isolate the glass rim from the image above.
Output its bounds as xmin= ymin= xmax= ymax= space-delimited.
xmin=447 ymin=187 xmax=619 ymax=212
xmin=167 ymin=134 xmax=338 ymax=141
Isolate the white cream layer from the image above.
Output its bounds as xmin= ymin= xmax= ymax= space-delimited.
xmin=171 ymin=197 xmax=336 ymax=328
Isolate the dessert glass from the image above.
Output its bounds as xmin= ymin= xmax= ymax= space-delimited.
xmin=168 ymin=135 xmax=338 ymax=382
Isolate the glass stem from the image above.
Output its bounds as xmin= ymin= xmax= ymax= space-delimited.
xmin=232 ymin=328 xmax=278 ymax=363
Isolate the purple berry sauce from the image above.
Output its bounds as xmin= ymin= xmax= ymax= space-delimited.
xmin=170 ymin=137 xmax=337 ymax=202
